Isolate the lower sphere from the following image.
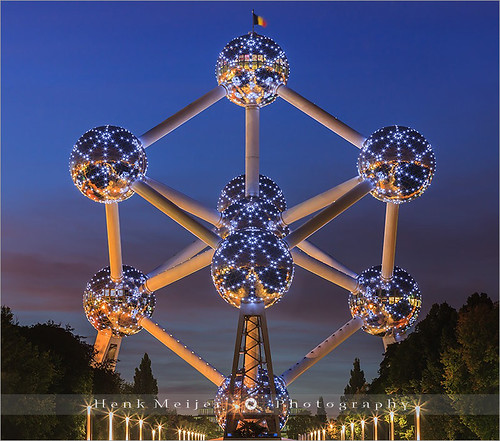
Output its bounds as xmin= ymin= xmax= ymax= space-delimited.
xmin=214 ymin=371 xmax=290 ymax=434
xmin=349 ymin=265 xmax=421 ymax=337
xmin=83 ymin=265 xmax=155 ymax=337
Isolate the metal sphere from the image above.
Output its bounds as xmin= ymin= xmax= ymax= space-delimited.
xmin=217 ymin=174 xmax=287 ymax=213
xmin=349 ymin=265 xmax=421 ymax=337
xmin=211 ymin=229 xmax=294 ymax=309
xmin=214 ymin=371 xmax=290 ymax=433
xmin=83 ymin=265 xmax=155 ymax=337
xmin=358 ymin=125 xmax=435 ymax=203
xmin=221 ymin=198 xmax=289 ymax=238
xmin=69 ymin=125 xmax=147 ymax=203
xmin=216 ymin=33 xmax=289 ymax=107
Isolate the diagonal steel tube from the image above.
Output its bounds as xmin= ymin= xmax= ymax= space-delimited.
xmin=144 ymin=176 xmax=221 ymax=226
xmin=291 ymin=248 xmax=358 ymax=292
xmin=297 ymin=240 xmax=357 ymax=279
xmin=143 ymin=248 xmax=214 ymax=292
xmin=277 ymin=85 xmax=366 ymax=148
xmin=285 ymin=179 xmax=374 ymax=249
xmin=138 ymin=316 xmax=225 ymax=386
xmin=281 ymin=317 xmax=363 ymax=385
xmin=132 ymin=179 xmax=221 ymax=249
xmin=148 ymin=239 xmax=209 ymax=279
xmin=282 ymin=176 xmax=363 ymax=225
xmin=139 ymin=86 xmax=227 ymax=148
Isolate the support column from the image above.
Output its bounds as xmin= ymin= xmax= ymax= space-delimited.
xmin=93 ymin=330 xmax=122 ymax=369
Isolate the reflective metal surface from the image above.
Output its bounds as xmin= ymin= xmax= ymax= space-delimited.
xmin=70 ymin=125 xmax=147 ymax=203
xmin=83 ymin=265 xmax=155 ymax=337
xmin=211 ymin=229 xmax=294 ymax=309
xmin=221 ymin=198 xmax=288 ymax=237
xmin=349 ymin=265 xmax=421 ymax=337
xmin=358 ymin=125 xmax=435 ymax=203
xmin=217 ymin=174 xmax=287 ymax=213
xmin=216 ymin=33 xmax=289 ymax=107
xmin=214 ymin=371 xmax=290 ymax=432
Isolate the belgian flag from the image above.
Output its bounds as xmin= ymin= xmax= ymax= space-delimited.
xmin=253 ymin=12 xmax=267 ymax=28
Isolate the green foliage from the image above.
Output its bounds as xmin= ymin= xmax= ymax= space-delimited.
xmin=132 ymin=353 xmax=158 ymax=396
xmin=1 ymin=306 xmax=129 ymax=439
xmin=441 ymin=293 xmax=499 ymax=439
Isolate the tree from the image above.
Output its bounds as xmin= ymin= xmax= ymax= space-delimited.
xmin=344 ymin=358 xmax=367 ymax=395
xmin=442 ymin=293 xmax=499 ymax=439
xmin=316 ymin=396 xmax=328 ymax=424
xmin=132 ymin=353 xmax=158 ymax=396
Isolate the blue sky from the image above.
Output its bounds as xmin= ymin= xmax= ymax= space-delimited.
xmin=2 ymin=1 xmax=498 ymax=402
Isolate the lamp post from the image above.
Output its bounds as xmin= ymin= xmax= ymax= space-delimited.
xmin=341 ymin=425 xmax=346 ymax=441
xmin=373 ymin=417 xmax=378 ymax=441
xmin=415 ymin=406 xmax=421 ymax=441
xmin=390 ymin=411 xmax=395 ymax=441
xmin=108 ymin=412 xmax=113 ymax=441
xmin=125 ymin=417 xmax=130 ymax=441
xmin=360 ymin=419 xmax=365 ymax=441
xmin=86 ymin=406 xmax=92 ymax=441
xmin=139 ymin=419 xmax=144 ymax=441
xmin=350 ymin=422 xmax=354 ymax=440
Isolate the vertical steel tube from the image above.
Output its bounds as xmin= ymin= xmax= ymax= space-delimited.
xmin=105 ymin=203 xmax=123 ymax=282
xmin=381 ymin=203 xmax=399 ymax=280
xmin=245 ymin=106 xmax=260 ymax=197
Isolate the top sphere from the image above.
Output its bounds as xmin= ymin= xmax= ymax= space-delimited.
xmin=217 ymin=174 xmax=287 ymax=213
xmin=358 ymin=125 xmax=435 ymax=204
xmin=216 ymin=33 xmax=289 ymax=107
xmin=70 ymin=125 xmax=147 ymax=203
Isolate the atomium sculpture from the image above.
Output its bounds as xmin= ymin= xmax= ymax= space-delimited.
xmin=71 ymin=29 xmax=435 ymax=439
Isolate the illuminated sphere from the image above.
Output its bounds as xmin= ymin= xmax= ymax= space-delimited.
xmin=349 ymin=265 xmax=421 ymax=337
xmin=69 ymin=125 xmax=147 ymax=203
xmin=217 ymin=174 xmax=287 ymax=213
xmin=221 ymin=198 xmax=289 ymax=238
xmin=211 ymin=229 xmax=294 ymax=309
xmin=216 ymin=33 xmax=289 ymax=107
xmin=358 ymin=125 xmax=435 ymax=203
xmin=214 ymin=371 xmax=290 ymax=433
xmin=83 ymin=265 xmax=155 ymax=337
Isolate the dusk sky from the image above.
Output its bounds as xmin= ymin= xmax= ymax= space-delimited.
xmin=2 ymin=1 xmax=498 ymax=404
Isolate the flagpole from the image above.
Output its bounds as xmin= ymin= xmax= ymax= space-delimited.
xmin=252 ymin=9 xmax=255 ymax=33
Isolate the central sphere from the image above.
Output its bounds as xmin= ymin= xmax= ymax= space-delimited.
xmin=217 ymin=174 xmax=287 ymax=213
xmin=214 ymin=371 xmax=290 ymax=434
xmin=83 ymin=265 xmax=155 ymax=337
xmin=216 ymin=33 xmax=289 ymax=107
xmin=221 ymin=198 xmax=289 ymax=237
xmin=211 ymin=229 xmax=294 ymax=309
xmin=349 ymin=265 xmax=421 ymax=338
xmin=69 ymin=125 xmax=147 ymax=203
